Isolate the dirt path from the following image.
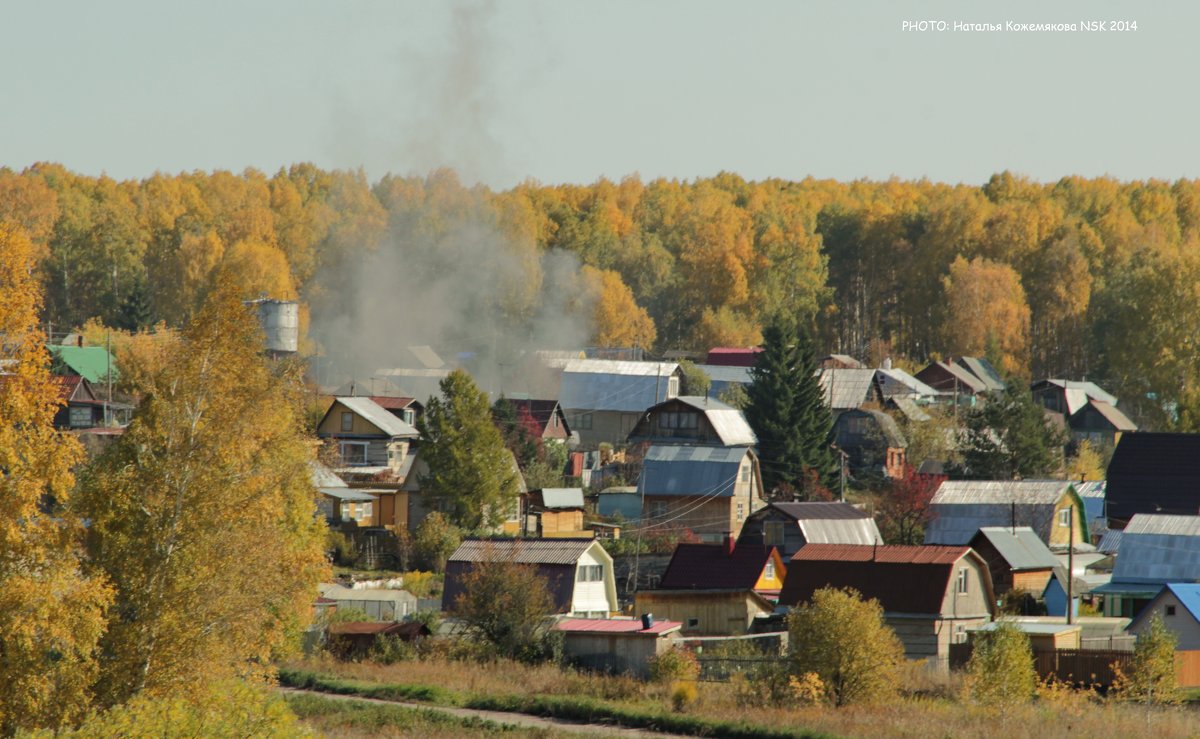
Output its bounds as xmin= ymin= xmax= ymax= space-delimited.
xmin=279 ymin=687 xmax=678 ymax=737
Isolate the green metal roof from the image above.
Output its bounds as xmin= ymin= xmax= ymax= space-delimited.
xmin=48 ymin=345 xmax=117 ymax=384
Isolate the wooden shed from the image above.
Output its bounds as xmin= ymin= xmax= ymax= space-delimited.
xmin=554 ymin=617 xmax=682 ymax=677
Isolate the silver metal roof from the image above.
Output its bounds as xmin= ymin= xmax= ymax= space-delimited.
xmin=310 ymin=461 xmax=347 ymax=489
xmin=1111 ymin=514 xmax=1200 ymax=584
xmin=891 ymin=396 xmax=931 ymax=422
xmin=560 ymin=361 xmax=680 ymax=413
xmin=639 ymin=444 xmax=749 ymax=498
xmin=1039 ymin=379 xmax=1118 ymax=410
xmin=449 ymin=537 xmax=602 ymax=565
xmin=875 ymin=367 xmax=942 ymax=398
xmin=696 ymin=364 xmax=753 ymax=384
xmin=798 ymin=517 xmax=883 ymax=545
xmin=924 ymin=481 xmax=1077 ymax=545
xmin=335 ymin=396 xmax=419 ymax=438
xmin=672 ymin=396 xmax=757 ymax=446
xmin=319 ymin=488 xmax=376 ymax=502
xmin=974 ymin=527 xmax=1060 ymax=570
xmin=539 ymin=488 xmax=585 ymax=509
xmin=819 ymin=368 xmax=877 ymax=409
xmin=1097 ymin=528 xmax=1123 ymax=554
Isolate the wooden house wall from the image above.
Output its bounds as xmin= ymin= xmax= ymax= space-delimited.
xmin=1130 ymin=593 xmax=1200 ymax=650
xmin=561 ymin=633 xmax=676 ymax=677
xmin=541 ymin=510 xmax=584 ymax=535
xmin=1048 ymin=497 xmax=1087 ymax=548
xmin=634 ymin=590 xmax=768 ymax=635
xmin=1011 ymin=569 xmax=1053 ymax=595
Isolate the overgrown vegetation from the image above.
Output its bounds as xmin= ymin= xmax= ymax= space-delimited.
xmin=1112 ymin=612 xmax=1180 ymax=704
xmin=965 ymin=621 xmax=1037 ymax=706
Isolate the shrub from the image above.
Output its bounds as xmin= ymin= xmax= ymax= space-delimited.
xmin=450 ymin=556 xmax=556 ymax=663
xmin=1112 ymin=612 xmax=1179 ymax=704
xmin=412 ymin=513 xmax=461 ymax=574
xmin=670 ymin=680 xmax=698 ymax=712
xmin=326 ymin=530 xmax=359 ymax=567
xmin=731 ymin=659 xmax=800 ymax=707
xmin=401 ymin=570 xmax=442 ymax=598
xmin=369 ymin=635 xmax=416 ymax=665
xmin=788 ymin=587 xmax=904 ymax=706
xmin=788 ymin=672 xmax=827 ymax=706
xmin=648 ymin=648 xmax=700 ymax=684
xmin=965 ymin=621 xmax=1036 ymax=706
xmin=410 ymin=609 xmax=442 ymax=634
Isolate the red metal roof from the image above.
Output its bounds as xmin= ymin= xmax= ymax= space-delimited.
xmin=369 ymin=396 xmax=417 ymax=410
xmin=780 ymin=544 xmax=978 ymax=614
xmin=555 ymin=618 xmax=681 ymax=635
xmin=705 ymin=347 xmax=762 ymax=367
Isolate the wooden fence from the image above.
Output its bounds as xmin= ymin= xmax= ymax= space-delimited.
xmin=951 ymin=644 xmax=1200 ymax=688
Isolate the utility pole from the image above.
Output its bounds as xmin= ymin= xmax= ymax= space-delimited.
xmin=1067 ymin=504 xmax=1075 ymax=625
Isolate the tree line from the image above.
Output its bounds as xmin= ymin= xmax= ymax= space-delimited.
xmin=5 ymin=164 xmax=1200 ymax=426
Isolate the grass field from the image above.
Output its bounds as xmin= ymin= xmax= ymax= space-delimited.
xmin=285 ymin=655 xmax=1200 ymax=739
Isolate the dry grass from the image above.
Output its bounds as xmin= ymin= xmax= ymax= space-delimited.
xmin=288 ymin=656 xmax=1200 ymax=738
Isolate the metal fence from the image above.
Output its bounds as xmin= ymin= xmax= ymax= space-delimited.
xmin=696 ymin=656 xmax=786 ymax=682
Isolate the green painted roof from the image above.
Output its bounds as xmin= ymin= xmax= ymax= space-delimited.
xmin=47 ymin=345 xmax=117 ymax=384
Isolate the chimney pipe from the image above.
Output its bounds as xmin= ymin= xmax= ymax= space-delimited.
xmin=724 ymin=531 xmax=735 ymax=556
xmin=641 ymin=613 xmax=654 ymax=630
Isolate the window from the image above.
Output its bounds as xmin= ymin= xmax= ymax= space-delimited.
xmin=686 ymin=618 xmax=699 ymax=629
xmin=68 ymin=406 xmax=92 ymax=428
xmin=737 ymin=502 xmax=745 ymax=521
xmin=667 ymin=376 xmax=679 ymax=398
xmin=956 ymin=567 xmax=969 ymax=594
xmin=764 ymin=561 xmax=775 ymax=580
xmin=659 ymin=412 xmax=698 ymax=430
xmin=1058 ymin=508 xmax=1071 ymax=527
xmin=954 ymin=624 xmax=967 ymax=644
xmin=739 ymin=463 xmax=751 ymax=483
xmin=648 ymin=501 xmax=668 ymax=519
xmin=575 ymin=413 xmax=592 ymax=430
xmin=339 ymin=441 xmax=368 ymax=466
xmin=577 ymin=564 xmax=603 ymax=582
xmin=846 ymin=416 xmax=867 ymax=435
xmin=401 ymin=409 xmax=415 ymax=425
xmin=341 ymin=411 xmax=354 ymax=432
xmin=1167 ymin=605 xmax=1177 ymax=617
xmin=764 ymin=521 xmax=786 ymax=546
xmin=552 ymin=413 xmax=559 ymax=428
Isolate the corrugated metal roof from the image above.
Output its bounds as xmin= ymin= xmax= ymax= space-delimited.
xmin=791 ymin=543 xmax=969 ymax=565
xmin=1111 ymin=514 xmax=1200 ymax=584
xmin=696 ymin=364 xmax=753 ymax=384
xmin=659 ymin=543 xmax=778 ymax=590
xmin=1097 ymin=528 xmax=1123 ymax=554
xmin=448 ymin=537 xmax=599 ymax=565
xmin=875 ymin=368 xmax=942 ymax=398
xmin=819 ymin=368 xmax=878 ymax=409
xmin=310 ymin=461 xmax=347 ymax=488
xmin=639 ymin=445 xmax=748 ymax=498
xmin=1089 ymin=401 xmax=1137 ymax=431
xmin=921 ymin=361 xmax=987 ymax=394
xmin=538 ymin=488 xmax=585 ymax=509
xmin=554 ymin=618 xmax=681 ymax=635
xmin=973 ymin=527 xmax=1060 ymax=570
xmin=672 ymin=396 xmax=757 ymax=446
xmin=335 ymin=396 xmax=419 ymax=438
xmin=771 ymin=502 xmax=870 ymax=521
xmin=560 ymin=361 xmax=680 ymax=413
xmin=890 ymin=396 xmax=932 ymax=422
xmin=798 ymin=518 xmax=884 ymax=546
xmin=320 ymin=488 xmax=376 ymax=501
xmin=925 ymin=481 xmax=1081 ymax=546
xmin=1039 ymin=379 xmax=1118 ymax=407
xmin=955 ymin=357 xmax=1006 ymax=392
xmin=47 ymin=345 xmax=117 ymax=384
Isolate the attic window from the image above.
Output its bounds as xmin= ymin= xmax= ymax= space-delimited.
xmin=341 ymin=412 xmax=353 ymax=432
xmin=660 ymin=412 xmax=698 ymax=430
xmin=764 ymin=521 xmax=785 ymax=546
xmin=402 ymin=409 xmax=415 ymax=425
xmin=1058 ymin=509 xmax=1071 ymax=527
xmin=577 ymin=565 xmax=603 ymax=582
xmin=956 ymin=567 xmax=969 ymax=594
xmin=686 ymin=618 xmax=699 ymax=629
xmin=764 ymin=561 xmax=775 ymax=580
xmin=667 ymin=376 xmax=679 ymax=398
xmin=339 ymin=441 xmax=368 ymax=466
xmin=1167 ymin=605 xmax=1177 ymax=617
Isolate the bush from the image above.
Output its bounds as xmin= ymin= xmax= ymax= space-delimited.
xmin=788 ymin=587 xmax=904 ymax=706
xmin=730 ymin=659 xmax=795 ymax=707
xmin=412 ymin=513 xmax=461 ymax=574
xmin=326 ymin=530 xmax=359 ymax=567
xmin=648 ymin=648 xmax=700 ymax=684
xmin=410 ymin=609 xmax=442 ymax=634
xmin=1112 ymin=612 xmax=1179 ymax=704
xmin=670 ymin=680 xmax=698 ymax=712
xmin=450 ymin=556 xmax=556 ymax=663
xmin=966 ymin=621 xmax=1036 ymax=706
xmin=400 ymin=571 xmax=442 ymax=598
xmin=369 ymin=635 xmax=417 ymax=665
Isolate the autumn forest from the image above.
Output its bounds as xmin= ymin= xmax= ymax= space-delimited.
xmin=5 ymin=163 xmax=1198 ymax=428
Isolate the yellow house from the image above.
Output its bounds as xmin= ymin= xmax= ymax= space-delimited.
xmin=317 ymin=396 xmax=419 ymax=475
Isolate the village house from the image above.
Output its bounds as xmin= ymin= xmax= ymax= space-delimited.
xmin=505 ymin=398 xmax=572 ymax=443
xmin=638 ymin=445 xmax=766 ymax=543
xmin=874 ymin=364 xmax=943 ymax=403
xmin=819 ymin=367 xmax=882 ymax=411
xmin=317 ymin=396 xmax=419 ymax=475
xmin=736 ymin=501 xmax=883 ymax=561
xmin=400 ymin=451 xmax=526 ymax=535
xmin=1105 ymin=432 xmax=1200 ymax=525
xmin=521 ymin=488 xmax=588 ymax=537
xmin=1031 ymin=379 xmax=1136 ymax=448
xmin=557 ymin=359 xmax=682 ymax=448
xmin=51 ymin=376 xmax=110 ymax=429
xmin=442 ymin=538 xmax=618 ymax=617
xmin=914 ymin=360 xmax=989 ymax=400
xmin=967 ymin=527 xmax=1060 ymax=598
xmin=695 ymin=364 xmax=752 ymax=399
xmin=319 ymin=582 xmax=420 ymax=621
xmin=634 ymin=537 xmax=785 ymax=635
xmin=47 ymin=343 xmax=117 ymax=385
xmin=923 ymin=480 xmax=1089 ymax=551
xmin=1127 ymin=584 xmax=1200 ymax=650
xmin=779 ymin=544 xmax=996 ymax=667
xmin=554 ymin=617 xmax=683 ymax=677
xmin=627 ymin=396 xmax=757 ymax=449
xmin=705 ymin=347 xmax=761 ymax=367
xmin=828 ymin=408 xmax=907 ymax=479
xmin=1093 ymin=514 xmax=1200 ymax=618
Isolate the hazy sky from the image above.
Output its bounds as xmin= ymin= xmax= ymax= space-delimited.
xmin=1 ymin=0 xmax=1193 ymax=188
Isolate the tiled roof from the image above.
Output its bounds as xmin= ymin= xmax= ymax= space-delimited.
xmin=555 ymin=618 xmax=681 ymax=636
xmin=659 ymin=543 xmax=777 ymax=590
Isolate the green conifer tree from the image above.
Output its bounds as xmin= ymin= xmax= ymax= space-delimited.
xmin=744 ymin=321 xmax=834 ymax=498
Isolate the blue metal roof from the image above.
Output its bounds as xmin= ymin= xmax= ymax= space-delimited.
xmin=638 ymin=445 xmax=748 ymax=498
xmin=1166 ymin=584 xmax=1200 ymax=622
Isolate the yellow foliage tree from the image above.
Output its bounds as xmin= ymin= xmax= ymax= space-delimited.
xmin=0 ymin=224 xmax=113 ymax=734
xmin=580 ymin=265 xmax=656 ymax=349
xmin=941 ymin=255 xmax=1031 ymax=379
xmin=77 ymin=279 xmax=328 ymax=705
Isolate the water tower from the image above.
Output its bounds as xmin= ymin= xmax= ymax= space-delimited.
xmin=246 ymin=298 xmax=299 ymax=355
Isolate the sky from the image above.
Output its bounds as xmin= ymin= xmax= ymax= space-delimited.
xmin=1 ymin=0 xmax=1195 ymax=189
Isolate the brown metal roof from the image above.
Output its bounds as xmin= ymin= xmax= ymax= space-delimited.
xmin=659 ymin=543 xmax=779 ymax=590
xmin=449 ymin=537 xmax=597 ymax=565
xmin=780 ymin=544 xmax=978 ymax=614
xmin=327 ymin=622 xmax=430 ymax=637
xmin=369 ymin=395 xmax=417 ymax=410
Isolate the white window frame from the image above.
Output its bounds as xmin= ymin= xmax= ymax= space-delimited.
xmin=957 ymin=567 xmax=969 ymax=594
xmin=577 ymin=564 xmax=603 ymax=582
xmin=341 ymin=411 xmax=354 ymax=432
xmin=1058 ymin=508 xmax=1071 ymax=527
xmin=739 ymin=462 xmax=751 ymax=483
xmin=68 ymin=406 xmax=92 ymax=428
xmin=667 ymin=376 xmax=680 ymax=398
xmin=764 ymin=561 xmax=775 ymax=580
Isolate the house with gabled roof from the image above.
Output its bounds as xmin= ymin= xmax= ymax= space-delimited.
xmin=915 ymin=360 xmax=988 ymax=398
xmin=737 ymin=501 xmax=883 ymax=561
xmin=695 ymin=364 xmax=752 ymax=398
xmin=779 ymin=544 xmax=996 ymax=665
xmin=954 ymin=357 xmax=1006 ymax=393
xmin=635 ymin=538 xmax=785 ymax=635
xmin=442 ymin=538 xmax=617 ymax=617
xmin=828 ymin=408 xmax=907 ymax=479
xmin=638 ymin=444 xmax=765 ymax=543
xmin=51 ymin=375 xmax=132 ymax=430
xmin=47 ymin=344 xmax=117 ymax=384
xmin=1031 ymin=379 xmax=1136 ymax=448
xmin=1127 ymin=584 xmax=1200 ymax=650
xmin=875 ymin=366 xmax=942 ymax=402
xmin=923 ymin=480 xmax=1089 ymax=550
xmin=558 ymin=359 xmax=682 ymax=448
xmin=317 ymin=396 xmax=419 ymax=475
xmin=1105 ymin=433 xmax=1200 ymax=526
xmin=819 ymin=368 xmax=881 ymax=410
xmin=627 ymin=396 xmax=756 ymax=448
xmin=506 ymin=398 xmax=571 ymax=442
xmin=968 ymin=527 xmax=1060 ymax=596
xmin=1093 ymin=514 xmax=1200 ymax=618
